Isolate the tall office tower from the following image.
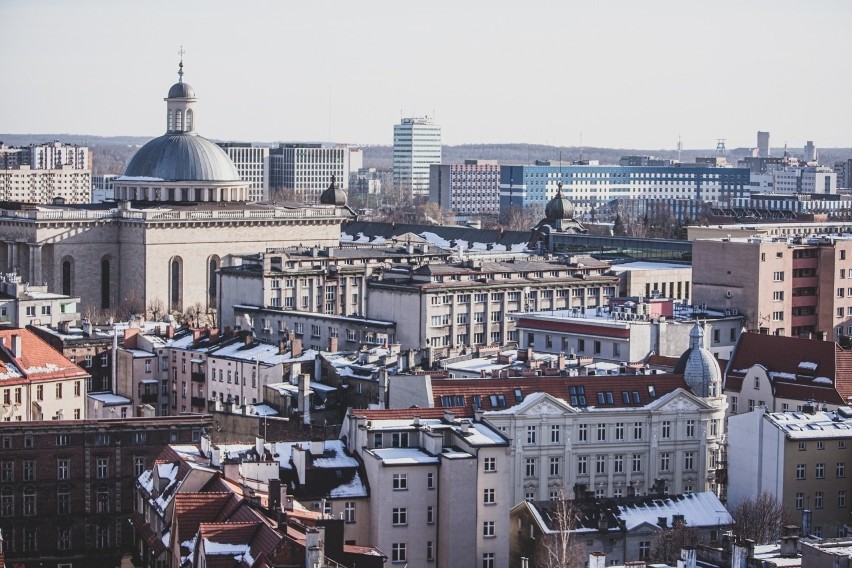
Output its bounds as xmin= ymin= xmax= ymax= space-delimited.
xmin=757 ymin=131 xmax=770 ymax=157
xmin=804 ymin=140 xmax=818 ymax=163
xmin=393 ymin=116 xmax=441 ymax=200
xmin=217 ymin=143 xmax=270 ymax=201
xmin=268 ymin=143 xmax=349 ymax=204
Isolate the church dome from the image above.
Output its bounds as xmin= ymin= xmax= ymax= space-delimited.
xmin=673 ymin=323 xmax=721 ymax=397
xmin=545 ymin=183 xmax=574 ymax=220
xmin=168 ymin=81 xmax=196 ymax=99
xmin=124 ymin=133 xmax=240 ymax=182
xmin=320 ymin=174 xmax=347 ymax=206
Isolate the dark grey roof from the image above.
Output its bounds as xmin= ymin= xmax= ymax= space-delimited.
xmin=168 ymin=81 xmax=196 ymax=99
xmin=124 ymin=133 xmax=240 ymax=182
xmin=320 ymin=175 xmax=347 ymax=206
xmin=342 ymin=221 xmax=532 ymax=250
xmin=545 ymin=187 xmax=575 ymax=221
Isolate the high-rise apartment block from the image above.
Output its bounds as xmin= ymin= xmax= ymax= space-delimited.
xmin=429 ymin=160 xmax=501 ymax=217
xmin=269 ymin=143 xmax=350 ymax=204
xmin=757 ymin=131 xmax=771 ymax=157
xmin=692 ymin=236 xmax=852 ymax=341
xmin=804 ymin=140 xmax=818 ymax=163
xmin=393 ymin=117 xmax=441 ymax=199
xmin=0 ymin=142 xmax=91 ymax=204
xmin=217 ymin=143 xmax=270 ymax=202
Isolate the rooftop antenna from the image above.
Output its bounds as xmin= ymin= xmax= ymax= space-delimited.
xmin=715 ymin=139 xmax=726 ymax=157
xmin=579 ymin=132 xmax=584 ymax=163
xmin=677 ymin=134 xmax=683 ymax=162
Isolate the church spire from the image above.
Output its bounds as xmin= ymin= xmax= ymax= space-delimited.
xmin=178 ymin=46 xmax=185 ymax=83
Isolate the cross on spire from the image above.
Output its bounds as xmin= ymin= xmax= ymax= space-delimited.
xmin=178 ymin=46 xmax=185 ymax=82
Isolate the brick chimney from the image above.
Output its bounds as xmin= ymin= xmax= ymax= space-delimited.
xmin=291 ymin=338 xmax=302 ymax=358
xmin=328 ymin=336 xmax=338 ymax=353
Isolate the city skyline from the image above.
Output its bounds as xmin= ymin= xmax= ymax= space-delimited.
xmin=2 ymin=0 xmax=851 ymax=150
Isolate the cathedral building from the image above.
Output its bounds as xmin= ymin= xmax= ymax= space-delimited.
xmin=0 ymin=61 xmax=354 ymax=315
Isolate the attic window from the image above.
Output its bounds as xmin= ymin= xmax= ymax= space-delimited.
xmin=569 ymin=386 xmax=586 ymax=407
xmin=472 ymin=395 xmax=482 ymax=409
xmin=490 ymin=394 xmax=507 ymax=408
xmin=648 ymin=385 xmax=657 ymax=399
xmin=440 ymin=395 xmax=465 ymax=407
xmin=622 ymin=391 xmax=631 ymax=404
xmin=632 ymin=391 xmax=641 ymax=404
xmin=514 ymin=389 xmax=524 ymax=403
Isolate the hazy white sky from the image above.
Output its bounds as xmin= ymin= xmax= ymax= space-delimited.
xmin=2 ymin=0 xmax=850 ymax=150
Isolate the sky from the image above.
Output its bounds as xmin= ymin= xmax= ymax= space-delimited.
xmin=2 ymin=0 xmax=851 ymax=150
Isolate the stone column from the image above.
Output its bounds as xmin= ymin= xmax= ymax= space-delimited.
xmin=28 ymin=244 xmax=42 ymax=285
xmin=4 ymin=241 xmax=15 ymax=273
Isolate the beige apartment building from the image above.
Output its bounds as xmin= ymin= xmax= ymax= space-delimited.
xmin=728 ymin=407 xmax=852 ymax=539
xmin=693 ymin=236 xmax=852 ymax=340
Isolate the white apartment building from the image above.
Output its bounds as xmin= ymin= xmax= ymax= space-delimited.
xmin=269 ymin=143 xmax=350 ymax=204
xmin=0 ymin=167 xmax=91 ymax=204
xmin=342 ymin=408 xmax=511 ymax=568
xmin=217 ymin=143 xmax=270 ymax=202
xmin=393 ymin=117 xmax=441 ymax=199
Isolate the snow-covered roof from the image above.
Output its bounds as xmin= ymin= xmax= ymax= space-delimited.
xmin=618 ymin=491 xmax=731 ymax=531
xmin=369 ymin=447 xmax=440 ymax=465
xmin=88 ymin=392 xmax=132 ymax=405
xmin=766 ymin=409 xmax=852 ymax=439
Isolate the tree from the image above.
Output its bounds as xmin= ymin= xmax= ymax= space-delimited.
xmin=147 ymin=298 xmax=166 ymax=322
xmin=534 ymin=496 xmax=585 ymax=568
xmin=730 ymin=492 xmax=791 ymax=544
xmin=114 ymin=288 xmax=145 ymax=321
xmin=651 ymin=518 xmax=702 ymax=565
xmin=501 ymin=204 xmax=544 ymax=232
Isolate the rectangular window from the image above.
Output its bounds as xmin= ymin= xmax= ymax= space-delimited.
xmin=483 ymin=521 xmax=495 ymax=537
xmin=639 ymin=541 xmax=651 ymax=560
xmin=840 ymin=491 xmax=847 ymax=508
xmin=796 ymin=464 xmax=806 ymax=480
xmin=483 ymin=553 xmax=495 ymax=568
xmin=577 ymin=456 xmax=587 ymax=475
xmin=795 ymin=492 xmax=804 ymax=509
xmin=391 ymin=432 xmax=409 ymax=448
xmin=596 ymin=455 xmax=606 ymax=474
xmin=632 ymin=454 xmax=642 ymax=473
xmin=816 ymin=463 xmax=825 ymax=479
xmin=615 ymin=422 xmax=624 ymax=440
xmin=483 ymin=488 xmax=495 ymax=504
xmin=427 ymin=506 xmax=434 ymax=524
xmin=392 ymin=473 xmax=407 ymax=490
xmin=684 ymin=451 xmax=695 ymax=470
xmin=613 ymin=454 xmax=624 ymax=473
xmin=391 ymin=543 xmax=406 ymax=563
xmin=838 ymin=462 xmax=846 ymax=478
xmin=427 ymin=541 xmax=434 ymax=561
xmin=578 ymin=424 xmax=588 ymax=442
xmin=484 ymin=457 xmax=496 ymax=473
xmin=525 ymin=458 xmax=537 ymax=477
xmin=549 ymin=457 xmax=560 ymax=476
xmin=550 ymin=424 xmax=561 ymax=443
xmin=660 ymin=452 xmax=671 ymax=471
xmin=526 ymin=425 xmax=537 ymax=444
xmin=427 ymin=472 xmax=434 ymax=489
xmin=773 ymin=271 xmax=784 ymax=282
xmin=661 ymin=421 xmax=671 ymax=439
xmin=597 ymin=423 xmax=606 ymax=441
xmin=686 ymin=420 xmax=695 ymax=438
xmin=57 ymin=458 xmax=69 ymax=480
xmin=633 ymin=422 xmax=643 ymax=440
xmin=97 ymin=457 xmax=108 ymax=478
xmin=815 ymin=491 xmax=824 ymax=509
xmin=392 ymin=507 xmax=407 ymax=526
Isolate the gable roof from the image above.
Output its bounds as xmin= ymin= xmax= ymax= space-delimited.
xmin=725 ymin=332 xmax=852 ymax=404
xmin=0 ymin=327 xmax=88 ymax=385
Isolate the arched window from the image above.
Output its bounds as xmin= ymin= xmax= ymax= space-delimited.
xmin=207 ymin=255 xmax=220 ymax=309
xmin=176 ymin=110 xmax=183 ymax=131
xmin=61 ymin=257 xmax=73 ymax=296
xmin=185 ymin=109 xmax=193 ymax=131
xmin=169 ymin=256 xmax=183 ymax=313
xmin=101 ymin=257 xmax=112 ymax=309
xmin=167 ymin=109 xmax=173 ymax=131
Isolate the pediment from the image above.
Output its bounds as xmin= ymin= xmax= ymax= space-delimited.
xmin=649 ymin=388 xmax=712 ymax=413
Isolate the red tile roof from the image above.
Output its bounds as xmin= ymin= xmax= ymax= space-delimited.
xmin=725 ymin=332 xmax=852 ymax=404
xmin=427 ymin=374 xmax=689 ymax=411
xmin=0 ymin=328 xmax=87 ymax=385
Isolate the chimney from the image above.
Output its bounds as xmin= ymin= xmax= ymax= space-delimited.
xmin=278 ymin=339 xmax=287 ymax=355
xmin=192 ymin=329 xmax=202 ymax=346
xmin=310 ymin=441 xmax=324 ymax=456
xmin=677 ymin=547 xmax=697 ymax=568
xmin=167 ymin=324 xmax=175 ymax=338
xmin=283 ymin=494 xmax=294 ymax=511
xmin=378 ymin=367 xmax=389 ymax=409
xmin=81 ymin=319 xmax=93 ymax=336
xmin=299 ymin=373 xmax=311 ymax=426
xmin=657 ymin=516 xmax=668 ymax=529
xmin=731 ymin=543 xmax=749 ymax=568
xmin=557 ymin=352 xmax=566 ymax=371
xmin=589 ymin=552 xmax=607 ymax=568
xmin=779 ymin=535 xmax=798 ymax=557
xmin=268 ymin=478 xmax=281 ymax=513
xmin=291 ymin=338 xmax=302 ymax=358
xmin=243 ymin=330 xmax=253 ymax=347
xmin=328 ymin=336 xmax=338 ymax=353
xmin=305 ymin=526 xmax=325 ymax=568
xmin=443 ymin=410 xmax=455 ymax=423
xmin=255 ymin=436 xmax=265 ymax=457
xmin=10 ymin=334 xmax=21 ymax=358
xmin=460 ymin=420 xmax=470 ymax=434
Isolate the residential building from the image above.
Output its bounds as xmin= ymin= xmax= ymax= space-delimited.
xmin=727 ymin=407 xmax=852 ymax=540
xmin=723 ymin=332 xmax=852 ymax=418
xmin=834 ymin=159 xmax=852 ymax=190
xmin=30 ymin=319 xmax=115 ymax=393
xmin=511 ymin=492 xmax=732 ymax=566
xmin=514 ymin=300 xmax=743 ymax=362
xmin=217 ymin=142 xmax=270 ymax=202
xmin=0 ymin=414 xmax=208 ymax=568
xmin=91 ymin=174 xmax=118 ymax=202
xmin=429 ymin=160 xmax=501 ymax=217
xmin=0 ymin=272 xmax=80 ymax=327
xmin=268 ymin=143 xmax=350 ymax=203
xmin=349 ymin=167 xmax=382 ymax=195
xmin=365 ymin=259 xmax=620 ymax=359
xmin=342 ymin=407 xmax=511 ymax=568
xmin=499 ymin=162 xmax=750 ymax=220
xmin=804 ymin=140 xmax=818 ymax=163
xmin=691 ymin=235 xmax=852 ymax=340
xmin=0 ymin=327 xmax=90 ymax=421
xmin=393 ymin=117 xmax=441 ymax=199
xmin=0 ymin=141 xmax=91 ymax=204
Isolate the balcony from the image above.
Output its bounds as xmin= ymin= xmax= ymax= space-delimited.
xmin=190 ymin=396 xmax=205 ymax=408
xmin=191 ymin=372 xmax=205 ymax=383
xmin=140 ymin=393 xmax=158 ymax=404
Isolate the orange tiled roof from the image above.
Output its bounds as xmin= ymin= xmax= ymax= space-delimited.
xmin=0 ymin=327 xmax=87 ymax=385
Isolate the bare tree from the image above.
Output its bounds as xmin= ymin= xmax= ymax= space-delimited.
xmin=730 ymin=492 xmax=791 ymax=544
xmin=651 ymin=518 xmax=702 ymax=565
xmin=534 ymin=496 xmax=585 ymax=568
xmin=114 ymin=288 xmax=145 ymax=321
xmin=501 ymin=204 xmax=544 ymax=232
xmin=182 ymin=302 xmax=206 ymax=328
xmin=269 ymin=186 xmax=297 ymax=203
xmin=147 ymin=298 xmax=166 ymax=322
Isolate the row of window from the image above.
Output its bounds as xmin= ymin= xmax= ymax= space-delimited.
xmin=2 ymin=381 xmax=83 ymax=404
xmin=0 ymin=524 xmax=112 ymax=552
xmin=795 ymin=490 xmax=846 ymax=509
xmin=795 ymin=462 xmax=845 ymax=480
